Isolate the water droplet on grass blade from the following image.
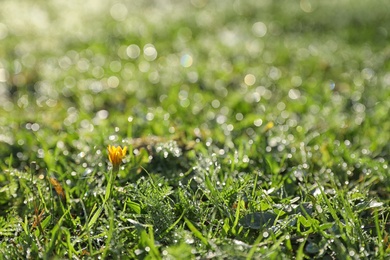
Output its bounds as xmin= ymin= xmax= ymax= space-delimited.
xmin=290 ymin=197 xmax=300 ymax=203
xmin=369 ymin=201 xmax=383 ymax=208
xmin=305 ymin=242 xmax=319 ymax=254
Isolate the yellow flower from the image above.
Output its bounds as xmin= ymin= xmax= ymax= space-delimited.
xmin=107 ymin=145 xmax=127 ymax=167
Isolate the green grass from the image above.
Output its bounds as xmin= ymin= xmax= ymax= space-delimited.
xmin=1 ymin=0 xmax=390 ymax=259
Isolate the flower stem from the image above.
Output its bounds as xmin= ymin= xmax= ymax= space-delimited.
xmin=104 ymin=166 xmax=119 ymax=203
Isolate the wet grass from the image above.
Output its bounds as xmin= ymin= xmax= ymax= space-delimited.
xmin=1 ymin=0 xmax=390 ymax=259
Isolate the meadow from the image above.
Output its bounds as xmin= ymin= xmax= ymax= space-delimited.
xmin=0 ymin=0 xmax=390 ymax=259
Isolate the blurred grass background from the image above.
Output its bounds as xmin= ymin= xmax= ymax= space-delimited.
xmin=1 ymin=0 xmax=389 ymax=169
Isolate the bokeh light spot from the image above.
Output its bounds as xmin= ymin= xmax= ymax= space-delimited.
xmin=138 ymin=61 xmax=150 ymax=72
xmin=235 ymin=113 xmax=243 ymax=121
xmin=288 ymin=89 xmax=301 ymax=100
xmin=254 ymin=119 xmax=263 ymax=127
xmin=92 ymin=66 xmax=104 ymax=79
xmin=252 ymin=22 xmax=267 ymax=37
xmin=244 ymin=74 xmax=256 ymax=86
xmin=146 ymin=112 xmax=154 ymax=121
xmin=77 ymin=58 xmax=90 ymax=72
xmin=268 ymin=67 xmax=281 ymax=80
xmin=181 ymin=54 xmax=193 ymax=68
xmin=300 ymin=0 xmax=313 ymax=13
xmin=31 ymin=123 xmax=40 ymax=132
xmin=291 ymin=76 xmax=302 ymax=87
xmin=96 ymin=110 xmax=109 ymax=120
xmin=187 ymin=71 xmax=198 ymax=83
xmin=110 ymin=3 xmax=128 ymax=21
xmin=143 ymin=44 xmax=157 ymax=61
xmin=110 ymin=61 xmax=122 ymax=72
xmin=277 ymin=102 xmax=286 ymax=111
xmin=126 ymin=44 xmax=140 ymax=59
xmin=211 ymin=99 xmax=220 ymax=108
xmin=107 ymin=76 xmax=119 ymax=88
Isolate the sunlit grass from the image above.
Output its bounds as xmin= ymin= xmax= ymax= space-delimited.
xmin=1 ymin=0 xmax=390 ymax=259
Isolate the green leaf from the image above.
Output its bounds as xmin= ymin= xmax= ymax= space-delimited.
xmin=184 ymin=217 xmax=209 ymax=246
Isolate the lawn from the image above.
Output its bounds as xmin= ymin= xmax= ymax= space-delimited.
xmin=0 ymin=0 xmax=390 ymax=259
